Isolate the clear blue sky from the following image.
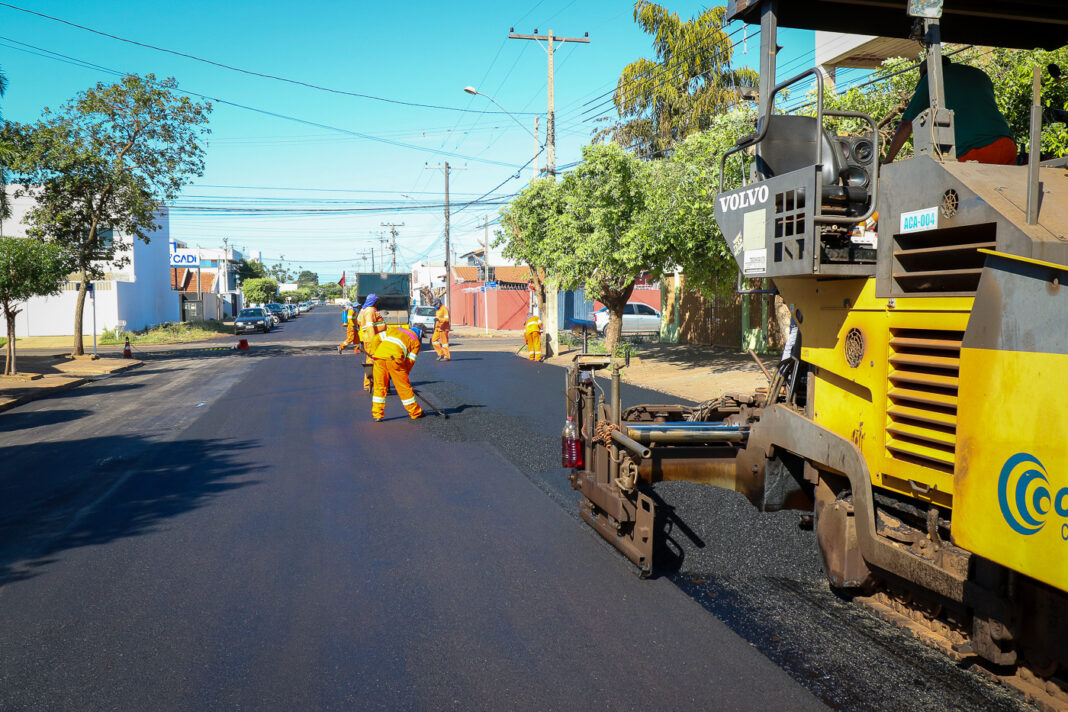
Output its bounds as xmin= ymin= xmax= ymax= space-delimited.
xmin=0 ymin=1 xmax=814 ymax=282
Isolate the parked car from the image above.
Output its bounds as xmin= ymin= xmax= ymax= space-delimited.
xmin=410 ymin=305 xmax=437 ymax=339
xmin=235 ymin=307 xmax=272 ymax=334
xmin=265 ymin=303 xmax=288 ymax=322
xmin=284 ymin=304 xmax=297 ymax=319
xmin=593 ymin=303 xmax=661 ymax=336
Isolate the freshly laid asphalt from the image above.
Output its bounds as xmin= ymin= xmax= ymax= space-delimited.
xmin=0 ymin=308 xmax=824 ymax=711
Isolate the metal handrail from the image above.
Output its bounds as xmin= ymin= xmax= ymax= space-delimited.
xmin=817 ymin=110 xmax=879 ymax=226
xmin=715 ymin=68 xmax=880 ymax=228
xmin=718 ymin=68 xmax=824 ymax=194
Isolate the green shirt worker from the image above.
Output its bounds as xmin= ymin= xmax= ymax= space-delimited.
xmin=884 ymin=57 xmax=1016 ymax=165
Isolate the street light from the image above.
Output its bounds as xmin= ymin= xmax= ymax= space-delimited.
xmin=463 ymin=86 xmax=538 ymax=141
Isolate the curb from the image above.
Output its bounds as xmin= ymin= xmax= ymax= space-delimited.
xmin=0 ymin=377 xmax=90 ymax=414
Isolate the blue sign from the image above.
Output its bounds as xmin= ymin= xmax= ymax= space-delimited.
xmin=169 ymin=250 xmax=200 ymax=267
xmin=486 ymin=281 xmax=498 ymax=289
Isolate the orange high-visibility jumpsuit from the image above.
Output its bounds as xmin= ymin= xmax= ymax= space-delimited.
xmin=371 ymin=326 xmax=423 ymax=421
xmin=524 ymin=314 xmax=543 ymax=361
xmin=358 ymin=304 xmax=385 ymax=390
xmin=338 ymin=307 xmax=361 ymax=354
xmin=432 ymin=304 xmax=451 ymax=360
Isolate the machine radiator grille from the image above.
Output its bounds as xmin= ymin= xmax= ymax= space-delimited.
xmin=885 ymin=328 xmax=963 ymax=474
xmin=891 ymin=222 xmax=995 ymax=295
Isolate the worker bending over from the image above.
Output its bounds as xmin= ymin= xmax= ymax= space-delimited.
xmin=358 ymin=294 xmax=386 ymax=391
xmin=338 ymin=301 xmax=361 ymax=355
xmin=371 ymin=326 xmax=424 ymax=421
xmin=523 ymin=312 xmax=543 ymax=361
xmin=884 ymin=56 xmax=1016 ymax=165
xmin=432 ymin=298 xmax=451 ymax=361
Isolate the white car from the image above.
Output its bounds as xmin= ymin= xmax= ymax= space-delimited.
xmin=593 ymin=303 xmax=661 ymax=336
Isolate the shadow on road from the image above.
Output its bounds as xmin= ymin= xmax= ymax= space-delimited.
xmin=0 ymin=408 xmax=93 ymax=432
xmin=0 ymin=435 xmax=262 ymax=587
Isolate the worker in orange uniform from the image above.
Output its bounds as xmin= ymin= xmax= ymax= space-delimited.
xmin=337 ymin=301 xmax=361 ymax=355
xmin=431 ymin=298 xmax=451 ymax=361
xmin=523 ymin=312 xmax=543 ymax=361
xmin=357 ymin=294 xmax=386 ymax=390
xmin=371 ymin=326 xmax=424 ymax=421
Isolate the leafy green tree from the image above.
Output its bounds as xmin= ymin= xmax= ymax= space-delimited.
xmin=267 ymin=261 xmax=295 ymax=283
xmin=550 ymin=143 xmax=664 ymax=350
xmin=7 ymin=74 xmax=211 ymax=356
xmin=317 ymin=281 xmax=342 ymax=299
xmin=242 ymin=277 xmax=278 ymax=305
xmin=297 ymin=270 xmax=318 ymax=286
xmin=496 ymin=177 xmax=562 ymax=318
xmin=0 ymin=236 xmax=73 ymax=374
xmin=597 ymin=1 xmax=757 ymax=158
xmin=643 ymin=108 xmax=756 ymax=298
xmin=235 ymin=258 xmax=267 ymax=283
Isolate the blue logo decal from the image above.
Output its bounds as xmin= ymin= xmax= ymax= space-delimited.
xmin=998 ymin=453 xmax=1051 ymax=535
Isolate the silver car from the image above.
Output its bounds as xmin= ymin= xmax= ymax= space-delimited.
xmin=594 ymin=303 xmax=661 ymax=336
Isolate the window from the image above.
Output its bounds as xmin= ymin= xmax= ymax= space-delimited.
xmin=635 ymin=304 xmax=658 ymax=315
xmin=623 ymin=304 xmax=637 ymax=315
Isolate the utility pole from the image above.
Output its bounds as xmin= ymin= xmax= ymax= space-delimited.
xmin=380 ymin=222 xmax=404 ymax=272
xmin=427 ymin=163 xmax=466 ymax=314
xmin=483 ymin=215 xmax=490 ymax=282
xmin=508 ymin=28 xmax=589 ymax=176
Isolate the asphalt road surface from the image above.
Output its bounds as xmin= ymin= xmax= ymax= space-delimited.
xmin=0 ymin=308 xmax=824 ymax=711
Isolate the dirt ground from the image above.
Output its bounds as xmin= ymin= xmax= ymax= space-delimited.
xmin=449 ymin=326 xmax=768 ymax=403
xmin=547 ymin=343 xmax=767 ymax=403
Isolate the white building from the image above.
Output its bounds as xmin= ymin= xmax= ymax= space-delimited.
xmin=1 ymin=190 xmax=176 ymax=337
xmin=169 ymin=243 xmax=244 ymax=320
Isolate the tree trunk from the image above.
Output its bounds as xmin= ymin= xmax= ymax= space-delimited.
xmin=4 ymin=309 xmax=15 ymax=376
xmin=600 ymin=283 xmax=636 ymax=353
xmin=73 ymin=278 xmax=88 ymax=356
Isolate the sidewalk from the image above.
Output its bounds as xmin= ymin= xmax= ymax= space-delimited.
xmin=0 ymin=355 xmax=143 ymax=413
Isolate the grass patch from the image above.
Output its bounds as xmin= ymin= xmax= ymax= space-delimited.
xmin=557 ymin=330 xmax=650 ymax=358
xmin=100 ymin=320 xmax=232 ymax=345
xmin=0 ymin=337 xmax=6 ymax=349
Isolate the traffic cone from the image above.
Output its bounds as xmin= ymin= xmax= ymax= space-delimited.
xmin=123 ymin=337 xmax=132 ymax=359
xmin=237 ymin=339 xmax=249 ymax=350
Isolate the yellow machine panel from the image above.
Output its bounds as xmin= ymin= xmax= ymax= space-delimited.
xmin=955 ymin=347 xmax=1068 ymax=592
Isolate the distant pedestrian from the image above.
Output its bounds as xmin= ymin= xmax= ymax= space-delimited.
xmin=371 ymin=325 xmax=424 ymax=421
xmin=432 ymin=298 xmax=451 ymax=361
xmin=523 ymin=312 xmax=543 ymax=361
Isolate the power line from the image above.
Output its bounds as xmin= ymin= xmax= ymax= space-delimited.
xmin=0 ymin=1 xmax=540 ymax=116
xmin=0 ymin=34 xmax=531 ymax=169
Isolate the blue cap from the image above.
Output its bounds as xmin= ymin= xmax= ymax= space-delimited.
xmin=364 ymin=293 xmax=378 ymax=307
xmin=410 ymin=327 xmax=423 ymax=342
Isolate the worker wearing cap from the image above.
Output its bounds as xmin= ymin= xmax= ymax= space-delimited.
xmin=358 ymin=294 xmax=386 ymax=390
xmin=523 ymin=312 xmax=543 ymax=361
xmin=338 ymin=301 xmax=361 ymax=355
xmin=432 ymin=298 xmax=451 ymax=361
xmin=371 ymin=326 xmax=424 ymax=421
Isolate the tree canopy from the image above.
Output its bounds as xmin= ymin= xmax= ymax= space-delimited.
xmin=0 ymin=236 xmax=73 ymax=374
xmin=297 ymin=270 xmax=319 ymax=286
xmin=6 ymin=74 xmax=211 ymax=355
xmin=235 ymin=258 xmax=268 ymax=283
xmin=242 ymin=277 xmax=278 ymax=305
xmin=596 ymin=1 xmax=756 ymax=158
